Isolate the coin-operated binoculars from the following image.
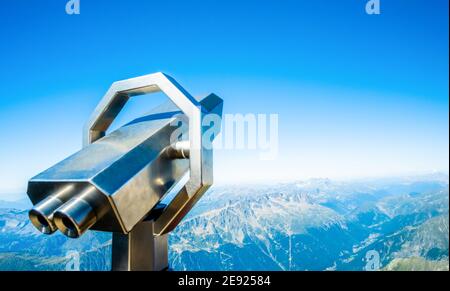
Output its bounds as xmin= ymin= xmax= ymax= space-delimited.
xmin=26 ymin=73 xmax=223 ymax=271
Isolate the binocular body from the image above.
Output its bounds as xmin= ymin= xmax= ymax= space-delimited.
xmin=26 ymin=73 xmax=223 ymax=270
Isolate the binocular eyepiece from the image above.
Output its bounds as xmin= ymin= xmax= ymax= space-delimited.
xmin=29 ymin=184 xmax=107 ymax=238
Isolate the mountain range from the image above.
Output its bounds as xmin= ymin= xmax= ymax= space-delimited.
xmin=0 ymin=174 xmax=448 ymax=271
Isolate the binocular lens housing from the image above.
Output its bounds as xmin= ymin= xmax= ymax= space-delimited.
xmin=29 ymin=184 xmax=107 ymax=238
xmin=54 ymin=197 xmax=97 ymax=238
xmin=29 ymin=195 xmax=64 ymax=234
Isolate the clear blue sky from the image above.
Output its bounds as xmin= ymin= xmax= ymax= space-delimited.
xmin=0 ymin=0 xmax=448 ymax=199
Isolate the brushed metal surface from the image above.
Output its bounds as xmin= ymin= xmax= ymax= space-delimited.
xmin=26 ymin=73 xmax=223 ymax=271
